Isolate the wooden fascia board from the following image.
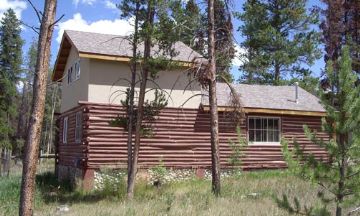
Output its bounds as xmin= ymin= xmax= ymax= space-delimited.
xmin=79 ymin=52 xmax=131 ymax=62
xmin=201 ymin=105 xmax=326 ymax=117
xmin=78 ymin=52 xmax=195 ymax=67
xmin=52 ymin=32 xmax=79 ymax=82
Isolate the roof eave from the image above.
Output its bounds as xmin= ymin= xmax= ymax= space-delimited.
xmin=201 ymin=105 xmax=326 ymax=117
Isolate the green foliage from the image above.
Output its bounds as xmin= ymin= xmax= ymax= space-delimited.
xmin=278 ymin=46 xmax=360 ymax=215
xmin=0 ymin=9 xmax=23 ymax=149
xmin=150 ymin=159 xmax=168 ymax=185
xmin=236 ymin=0 xmax=321 ymax=85
xmin=228 ymin=127 xmax=247 ymax=167
xmin=110 ymin=88 xmax=168 ymax=137
xmin=170 ymin=0 xmax=235 ymax=82
xmin=98 ymin=171 xmax=127 ymax=199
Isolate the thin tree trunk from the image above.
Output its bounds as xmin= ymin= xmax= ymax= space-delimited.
xmin=47 ymin=84 xmax=58 ymax=154
xmin=336 ymin=133 xmax=347 ymax=216
xmin=208 ymin=0 xmax=221 ymax=196
xmin=0 ymin=148 xmax=2 ymax=176
xmin=0 ymin=148 xmax=5 ymax=177
xmin=16 ymin=81 xmax=28 ymax=155
xmin=127 ymin=0 xmax=155 ymax=199
xmin=5 ymin=149 xmax=11 ymax=177
xmin=274 ymin=62 xmax=280 ymax=85
xmin=19 ymin=1 xmax=57 ymax=215
xmin=127 ymin=0 xmax=140 ymax=187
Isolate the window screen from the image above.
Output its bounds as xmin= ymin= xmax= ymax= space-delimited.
xmin=248 ymin=117 xmax=280 ymax=142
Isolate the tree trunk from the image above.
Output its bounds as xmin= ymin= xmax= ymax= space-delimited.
xmin=19 ymin=1 xmax=57 ymax=215
xmin=208 ymin=0 xmax=221 ymax=196
xmin=336 ymin=133 xmax=347 ymax=216
xmin=4 ymin=149 xmax=11 ymax=177
xmin=0 ymin=148 xmax=2 ymax=176
xmin=16 ymin=81 xmax=28 ymax=155
xmin=0 ymin=148 xmax=5 ymax=177
xmin=126 ymin=0 xmax=140 ymax=188
xmin=274 ymin=62 xmax=280 ymax=85
xmin=47 ymin=85 xmax=58 ymax=154
xmin=127 ymin=0 xmax=155 ymax=199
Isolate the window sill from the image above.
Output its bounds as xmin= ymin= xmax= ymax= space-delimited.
xmin=248 ymin=142 xmax=281 ymax=146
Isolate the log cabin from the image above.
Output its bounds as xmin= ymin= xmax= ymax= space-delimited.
xmin=52 ymin=30 xmax=329 ymax=189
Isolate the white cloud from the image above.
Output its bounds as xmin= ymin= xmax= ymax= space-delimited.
xmin=56 ymin=13 xmax=134 ymax=43
xmin=73 ymin=0 xmax=97 ymax=7
xmin=104 ymin=0 xmax=117 ymax=10
xmin=232 ymin=44 xmax=247 ymax=67
xmin=0 ymin=0 xmax=27 ymax=19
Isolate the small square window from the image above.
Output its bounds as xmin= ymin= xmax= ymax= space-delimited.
xmin=248 ymin=117 xmax=280 ymax=143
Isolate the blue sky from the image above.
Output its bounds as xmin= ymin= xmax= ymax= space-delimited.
xmin=0 ymin=0 xmax=326 ymax=81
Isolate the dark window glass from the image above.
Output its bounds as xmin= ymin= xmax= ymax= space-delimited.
xmin=255 ymin=130 xmax=262 ymax=142
xmin=248 ymin=117 xmax=280 ymax=143
xmin=249 ymin=130 xmax=255 ymax=141
xmin=249 ymin=118 xmax=254 ymax=129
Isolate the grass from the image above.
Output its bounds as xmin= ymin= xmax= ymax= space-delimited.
xmin=0 ymin=162 xmax=332 ymax=216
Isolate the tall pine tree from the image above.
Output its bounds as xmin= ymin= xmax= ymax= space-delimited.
xmin=321 ymin=0 xmax=360 ymax=75
xmin=237 ymin=0 xmax=321 ymax=85
xmin=0 ymin=9 xmax=23 ymax=175
xmin=278 ymin=46 xmax=360 ymax=216
xmin=172 ymin=0 xmax=235 ymax=82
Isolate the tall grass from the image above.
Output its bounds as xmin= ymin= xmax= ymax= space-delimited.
xmin=0 ymin=166 xmax=328 ymax=216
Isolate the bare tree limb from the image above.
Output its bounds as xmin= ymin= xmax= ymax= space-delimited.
xmin=50 ymin=14 xmax=65 ymax=27
xmin=26 ymin=0 xmax=42 ymax=23
xmin=21 ymin=21 xmax=40 ymax=34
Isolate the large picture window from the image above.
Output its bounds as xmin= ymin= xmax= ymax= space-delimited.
xmin=248 ymin=117 xmax=280 ymax=143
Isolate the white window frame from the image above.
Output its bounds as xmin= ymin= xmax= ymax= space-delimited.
xmin=247 ymin=116 xmax=281 ymax=145
xmin=74 ymin=60 xmax=80 ymax=81
xmin=75 ymin=111 xmax=82 ymax=143
xmin=62 ymin=116 xmax=68 ymax=144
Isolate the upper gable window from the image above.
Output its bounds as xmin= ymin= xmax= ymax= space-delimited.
xmin=67 ymin=59 xmax=80 ymax=84
xmin=75 ymin=60 xmax=80 ymax=81
xmin=67 ymin=68 xmax=73 ymax=84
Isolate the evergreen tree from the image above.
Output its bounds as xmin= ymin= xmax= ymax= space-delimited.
xmin=278 ymin=46 xmax=360 ymax=216
xmin=116 ymin=0 xmax=184 ymax=198
xmin=0 ymin=9 xmax=23 ymax=172
xmin=172 ymin=0 xmax=235 ymax=82
xmin=16 ymin=40 xmax=37 ymax=155
xmin=321 ymin=0 xmax=360 ymax=75
xmin=214 ymin=0 xmax=235 ymax=82
xmin=236 ymin=0 xmax=321 ymax=85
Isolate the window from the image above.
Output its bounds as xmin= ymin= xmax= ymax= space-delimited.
xmin=67 ymin=67 xmax=73 ymax=84
xmin=75 ymin=111 xmax=82 ymax=143
xmin=62 ymin=117 xmax=68 ymax=144
xmin=67 ymin=60 xmax=80 ymax=84
xmin=67 ymin=68 xmax=71 ymax=84
xmin=248 ymin=117 xmax=280 ymax=144
xmin=75 ymin=60 xmax=80 ymax=80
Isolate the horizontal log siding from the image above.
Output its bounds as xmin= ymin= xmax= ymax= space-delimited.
xmin=56 ymin=102 xmax=329 ymax=170
xmin=57 ymin=105 xmax=87 ymax=168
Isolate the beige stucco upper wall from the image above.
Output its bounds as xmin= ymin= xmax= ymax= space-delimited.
xmin=60 ymin=47 xmax=89 ymax=112
xmin=88 ymin=59 xmax=202 ymax=108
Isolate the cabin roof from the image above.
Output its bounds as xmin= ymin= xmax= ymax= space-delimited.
xmin=202 ymin=83 xmax=325 ymax=113
xmin=52 ymin=30 xmax=204 ymax=82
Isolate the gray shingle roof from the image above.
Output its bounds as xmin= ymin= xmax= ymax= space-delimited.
xmin=65 ymin=30 xmax=203 ymax=62
xmin=202 ymin=83 xmax=325 ymax=112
